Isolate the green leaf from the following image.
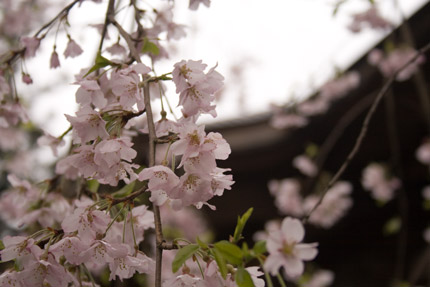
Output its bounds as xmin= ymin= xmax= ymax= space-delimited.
xmin=214 ymin=240 xmax=243 ymax=266
xmin=0 ymin=239 xmax=4 ymax=250
xmin=423 ymin=200 xmax=430 ymax=210
xmin=232 ymin=208 xmax=253 ymax=243
xmin=305 ymin=143 xmax=319 ymax=158
xmin=196 ymin=237 xmax=208 ymax=250
xmin=112 ymin=181 xmax=136 ymax=198
xmin=235 ymin=266 xmax=255 ymax=287
xmin=172 ymin=244 xmax=199 ymax=273
xmin=84 ymin=52 xmax=114 ymax=77
xmin=86 ymin=179 xmax=100 ymax=194
xmin=142 ymin=38 xmax=160 ymax=56
xmin=212 ymin=247 xmax=228 ymax=279
xmin=252 ymin=240 xmax=267 ymax=256
xmin=383 ymin=217 xmax=401 ymax=236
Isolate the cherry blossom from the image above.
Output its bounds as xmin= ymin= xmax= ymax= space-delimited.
xmin=37 ymin=132 xmax=65 ymax=156
xmin=303 ymin=181 xmax=353 ymax=228
xmin=268 ymin=178 xmax=304 ymax=217
xmin=111 ymin=63 xmax=151 ymax=111
xmin=66 ymin=107 xmax=109 ymax=144
xmin=416 ymin=139 xmax=430 ymax=165
xmin=20 ymin=36 xmax=40 ymax=58
xmin=264 ymin=217 xmax=318 ymax=278
xmin=348 ymin=6 xmax=392 ymax=33
xmin=189 ymin=0 xmax=211 ymax=10
xmin=64 ymin=36 xmax=83 ymax=58
xmin=293 ymin=155 xmax=318 ymax=177
xmin=301 ymin=269 xmax=335 ymax=287
xmin=368 ymin=47 xmax=425 ymax=81
xmin=361 ymin=163 xmax=400 ymax=202
xmin=61 ymin=205 xmax=111 ymax=241
xmin=49 ymin=48 xmax=60 ymax=69
xmin=75 ymin=79 xmax=107 ymax=109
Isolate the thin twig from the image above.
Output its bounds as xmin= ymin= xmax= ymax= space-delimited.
xmin=303 ymin=42 xmax=430 ymax=222
xmin=98 ymin=0 xmax=116 ymax=52
xmin=302 ymin=92 xmax=375 ymax=196
xmin=0 ymin=0 xmax=81 ymax=66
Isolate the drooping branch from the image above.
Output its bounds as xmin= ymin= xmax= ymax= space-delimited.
xmin=303 ymin=42 xmax=430 ymax=222
xmin=0 ymin=0 xmax=81 ymax=66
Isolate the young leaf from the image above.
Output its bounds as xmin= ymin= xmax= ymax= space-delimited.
xmin=142 ymin=38 xmax=160 ymax=56
xmin=196 ymin=237 xmax=208 ymax=250
xmin=214 ymin=240 xmax=243 ymax=266
xmin=235 ymin=266 xmax=255 ymax=287
xmin=232 ymin=208 xmax=253 ymax=243
xmin=252 ymin=240 xmax=267 ymax=256
xmin=172 ymin=244 xmax=199 ymax=273
xmin=383 ymin=217 xmax=401 ymax=236
xmin=112 ymin=181 xmax=136 ymax=198
xmin=84 ymin=52 xmax=114 ymax=77
xmin=212 ymin=248 xmax=228 ymax=279
xmin=86 ymin=179 xmax=99 ymax=194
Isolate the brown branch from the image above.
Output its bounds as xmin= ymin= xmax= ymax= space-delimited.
xmin=111 ymin=12 xmax=164 ymax=286
xmin=303 ymin=42 xmax=430 ymax=222
xmin=109 ymin=17 xmax=141 ymax=64
xmin=302 ymin=92 xmax=375 ymax=196
xmin=0 ymin=0 xmax=81 ymax=67
xmin=98 ymin=0 xmax=116 ymax=53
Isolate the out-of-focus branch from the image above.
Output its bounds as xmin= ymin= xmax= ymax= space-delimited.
xmin=303 ymin=42 xmax=430 ymax=222
xmin=0 ymin=0 xmax=81 ymax=66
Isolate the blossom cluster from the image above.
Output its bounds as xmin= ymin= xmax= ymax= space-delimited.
xmin=268 ymin=178 xmax=353 ymax=229
xmin=0 ymin=197 xmax=155 ymax=286
xmin=361 ymin=163 xmax=401 ymax=203
xmin=270 ymin=71 xmax=360 ymax=130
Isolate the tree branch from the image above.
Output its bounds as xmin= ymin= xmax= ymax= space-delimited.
xmin=303 ymin=42 xmax=430 ymax=222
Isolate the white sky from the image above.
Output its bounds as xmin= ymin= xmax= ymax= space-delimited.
xmin=19 ymin=0 xmax=429 ymax=134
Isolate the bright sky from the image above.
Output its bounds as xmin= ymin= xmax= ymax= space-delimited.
xmin=19 ymin=0 xmax=429 ymax=134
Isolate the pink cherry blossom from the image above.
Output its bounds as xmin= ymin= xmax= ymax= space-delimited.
xmin=302 ymin=269 xmax=334 ymax=287
xmin=416 ymin=139 xmax=430 ymax=165
xmin=172 ymin=60 xmax=223 ymax=118
xmin=319 ymin=71 xmax=360 ymax=102
xmin=304 ymin=181 xmax=353 ymax=228
xmin=94 ymin=137 xmax=137 ymax=167
xmin=189 ymin=0 xmax=211 ymax=10
xmin=138 ymin=165 xmax=180 ymax=205
xmin=66 ymin=107 xmax=109 ymax=144
xmin=50 ymin=49 xmax=60 ymax=69
xmin=210 ymin=167 xmax=234 ymax=197
xmin=64 ymin=37 xmax=83 ymax=58
xmin=293 ymin=155 xmax=318 ymax=177
xmin=37 ymin=132 xmax=65 ymax=156
xmin=0 ymin=236 xmax=42 ymax=267
xmin=268 ymin=178 xmax=304 ymax=217
xmin=264 ymin=217 xmax=318 ymax=278
xmin=111 ymin=63 xmax=151 ymax=111
xmin=75 ymin=80 xmax=107 ymax=109
xmin=362 ymin=163 xmax=400 ymax=202
xmin=21 ymin=72 xmax=32 ymax=84
xmin=109 ymin=252 xmax=154 ymax=281
xmin=61 ymin=206 xmax=111 ymax=241
xmin=56 ymin=144 xmax=98 ymax=179
xmin=106 ymin=42 xmax=127 ymax=55
xmin=20 ymin=36 xmax=40 ymax=58
xmin=368 ymin=47 xmax=425 ymax=81
xmin=50 ymin=236 xmax=91 ymax=265
xmin=19 ymin=254 xmax=75 ymax=287
xmin=348 ymin=6 xmax=392 ymax=33
xmin=0 ymin=102 xmax=28 ymax=127
xmin=169 ymin=172 xmax=213 ymax=210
